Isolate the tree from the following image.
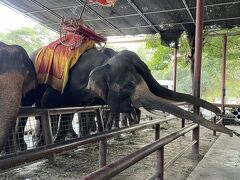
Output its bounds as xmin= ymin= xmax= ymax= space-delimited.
xmin=0 ymin=25 xmax=58 ymax=54
xmin=140 ymin=31 xmax=240 ymax=101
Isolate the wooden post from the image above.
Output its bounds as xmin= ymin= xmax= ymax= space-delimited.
xmin=181 ymin=118 xmax=185 ymax=128
xmin=192 ymin=0 xmax=204 ymax=157
xmin=173 ymin=48 xmax=177 ymax=92
xmin=221 ymin=35 xmax=227 ymax=114
xmin=155 ymin=124 xmax=164 ymax=180
xmin=96 ymin=108 xmax=107 ymax=167
xmin=213 ymin=116 xmax=216 ymax=136
xmin=41 ymin=111 xmax=56 ymax=163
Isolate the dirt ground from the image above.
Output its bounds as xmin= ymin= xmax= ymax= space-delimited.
xmin=0 ymin=119 xmax=218 ymax=180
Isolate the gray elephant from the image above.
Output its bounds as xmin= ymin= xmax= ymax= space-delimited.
xmin=5 ymin=45 xmax=234 ymax=153
xmin=30 ymin=48 xmax=232 ymax=135
xmin=0 ymin=41 xmax=37 ymax=153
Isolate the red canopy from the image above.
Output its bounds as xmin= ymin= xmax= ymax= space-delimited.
xmin=88 ymin=0 xmax=117 ymax=6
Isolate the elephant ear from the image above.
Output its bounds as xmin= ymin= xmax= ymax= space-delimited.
xmin=87 ymin=64 xmax=111 ymax=101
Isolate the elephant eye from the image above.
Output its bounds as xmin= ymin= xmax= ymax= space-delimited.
xmin=125 ymin=81 xmax=135 ymax=89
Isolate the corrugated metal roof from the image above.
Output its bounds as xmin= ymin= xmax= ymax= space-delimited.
xmin=1 ymin=0 xmax=240 ymax=45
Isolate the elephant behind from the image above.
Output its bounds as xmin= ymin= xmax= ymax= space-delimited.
xmin=0 ymin=41 xmax=37 ymax=152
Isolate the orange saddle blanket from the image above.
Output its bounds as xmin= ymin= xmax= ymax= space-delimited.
xmin=35 ymin=34 xmax=95 ymax=93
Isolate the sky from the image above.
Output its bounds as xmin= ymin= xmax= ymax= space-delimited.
xmin=0 ymin=3 xmax=142 ymax=51
xmin=0 ymin=3 xmax=37 ymax=32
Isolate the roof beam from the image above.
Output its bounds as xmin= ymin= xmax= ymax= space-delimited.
xmin=126 ymin=0 xmax=160 ymax=34
xmin=25 ymin=1 xmax=240 ymax=18
xmin=93 ymin=16 xmax=240 ymax=33
xmin=27 ymin=4 xmax=83 ymax=14
xmin=181 ymin=0 xmax=196 ymax=25
xmin=75 ymin=0 xmax=125 ymax=36
xmin=28 ymin=0 xmax=62 ymax=19
xmin=43 ymin=1 xmax=240 ymax=26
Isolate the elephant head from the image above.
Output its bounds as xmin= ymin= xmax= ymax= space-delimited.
xmin=0 ymin=42 xmax=37 ymax=152
xmin=87 ymin=50 xmax=233 ymax=136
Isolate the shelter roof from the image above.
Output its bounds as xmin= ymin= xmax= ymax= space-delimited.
xmin=1 ymin=0 xmax=240 ymax=46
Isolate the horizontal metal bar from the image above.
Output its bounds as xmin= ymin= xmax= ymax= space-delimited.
xmin=18 ymin=105 xmax=109 ymax=117
xmin=181 ymin=0 xmax=195 ymax=25
xmin=213 ymin=103 xmax=240 ymax=108
xmin=81 ymin=123 xmax=198 ymax=180
xmin=164 ymin=140 xmax=197 ymax=169
xmin=0 ymin=117 xmax=178 ymax=170
xmin=148 ymin=139 xmax=197 ymax=180
xmin=206 ymin=31 xmax=240 ymax=37
xmin=18 ymin=101 xmax=187 ymax=117
xmin=76 ymin=0 xmax=125 ymax=36
xmin=29 ymin=1 xmax=240 ymax=22
xmin=94 ymin=16 xmax=240 ymax=33
xmin=126 ymin=0 xmax=160 ymax=34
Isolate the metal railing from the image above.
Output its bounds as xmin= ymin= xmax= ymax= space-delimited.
xmin=0 ymin=104 xmax=219 ymax=180
xmin=81 ymin=114 xmax=218 ymax=180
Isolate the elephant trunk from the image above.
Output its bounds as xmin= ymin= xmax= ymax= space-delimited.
xmin=132 ymin=79 xmax=233 ymax=136
xmin=0 ymin=72 xmax=24 ymax=152
xmin=139 ymin=69 xmax=220 ymax=114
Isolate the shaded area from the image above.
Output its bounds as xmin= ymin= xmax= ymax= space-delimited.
xmin=0 ymin=120 xmax=218 ymax=180
xmin=1 ymin=0 xmax=240 ymax=47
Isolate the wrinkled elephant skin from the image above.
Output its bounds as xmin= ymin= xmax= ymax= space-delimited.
xmin=20 ymin=47 xmax=233 ymax=147
xmin=0 ymin=42 xmax=37 ymax=152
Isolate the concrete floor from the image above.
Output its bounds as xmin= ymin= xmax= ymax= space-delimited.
xmin=187 ymin=126 xmax=240 ymax=180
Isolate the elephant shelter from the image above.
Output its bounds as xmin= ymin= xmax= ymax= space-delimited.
xmin=0 ymin=0 xmax=240 ymax=179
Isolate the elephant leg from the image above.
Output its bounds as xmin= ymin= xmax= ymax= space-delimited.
xmin=78 ymin=112 xmax=91 ymax=137
xmin=3 ymin=129 xmax=16 ymax=154
xmin=0 ymin=72 xmax=23 ymax=153
xmin=33 ymin=116 xmax=44 ymax=147
xmin=106 ymin=112 xmax=114 ymax=131
xmin=121 ymin=113 xmax=128 ymax=127
xmin=50 ymin=114 xmax=60 ymax=138
xmin=113 ymin=113 xmax=120 ymax=129
xmin=102 ymin=111 xmax=111 ymax=130
xmin=54 ymin=114 xmax=77 ymax=142
xmin=64 ymin=113 xmax=78 ymax=139
xmin=15 ymin=117 xmax=28 ymax=151
xmin=89 ymin=112 xmax=97 ymax=132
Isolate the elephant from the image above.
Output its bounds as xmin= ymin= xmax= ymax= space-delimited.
xmin=9 ymin=46 xmax=235 ymax=152
xmin=0 ymin=41 xmax=37 ymax=153
xmin=33 ymin=48 xmax=233 ymax=135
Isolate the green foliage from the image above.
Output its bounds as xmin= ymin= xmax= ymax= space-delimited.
xmin=141 ymin=31 xmax=240 ymax=101
xmin=0 ymin=25 xmax=58 ymax=54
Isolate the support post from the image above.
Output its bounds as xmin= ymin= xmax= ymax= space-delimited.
xmin=192 ymin=0 xmax=204 ymax=157
xmin=96 ymin=108 xmax=107 ymax=167
xmin=221 ymin=34 xmax=227 ymax=114
xmin=155 ymin=124 xmax=164 ymax=180
xmin=41 ymin=111 xmax=55 ymax=163
xmin=181 ymin=118 xmax=185 ymax=128
xmin=213 ymin=116 xmax=216 ymax=136
xmin=173 ymin=48 xmax=178 ymax=91
xmin=99 ymin=139 xmax=107 ymax=167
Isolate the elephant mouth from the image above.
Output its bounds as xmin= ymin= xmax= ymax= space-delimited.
xmin=132 ymin=79 xmax=233 ymax=136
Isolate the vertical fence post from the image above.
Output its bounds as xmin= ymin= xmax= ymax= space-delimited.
xmin=173 ymin=48 xmax=177 ymax=92
xmin=155 ymin=123 xmax=164 ymax=180
xmin=96 ymin=108 xmax=107 ymax=167
xmin=192 ymin=0 xmax=204 ymax=158
xmin=181 ymin=118 xmax=185 ymax=128
xmin=221 ymin=34 xmax=227 ymax=114
xmin=41 ymin=110 xmax=55 ymax=163
xmin=213 ymin=116 xmax=216 ymax=136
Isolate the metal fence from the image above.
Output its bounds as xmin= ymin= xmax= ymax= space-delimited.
xmin=0 ymin=104 xmax=220 ymax=180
